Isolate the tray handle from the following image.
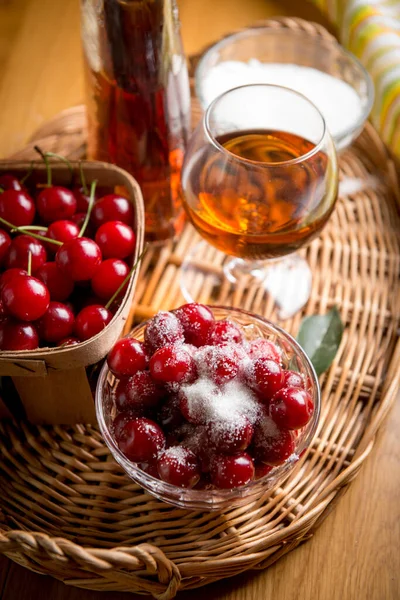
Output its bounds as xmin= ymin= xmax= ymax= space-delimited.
xmin=0 ymin=530 xmax=181 ymax=600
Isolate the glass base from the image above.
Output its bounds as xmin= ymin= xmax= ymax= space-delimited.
xmin=180 ymin=241 xmax=312 ymax=319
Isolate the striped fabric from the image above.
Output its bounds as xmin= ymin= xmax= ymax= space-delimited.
xmin=314 ymin=0 xmax=400 ymax=157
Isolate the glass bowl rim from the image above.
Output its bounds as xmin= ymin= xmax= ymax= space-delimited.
xmin=95 ymin=305 xmax=321 ymax=504
xmin=195 ymin=25 xmax=375 ymax=146
xmin=203 ymin=82 xmax=329 ymax=167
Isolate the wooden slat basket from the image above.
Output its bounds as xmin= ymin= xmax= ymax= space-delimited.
xmin=0 ymin=16 xmax=399 ymax=600
xmin=0 ymin=161 xmax=144 ymax=424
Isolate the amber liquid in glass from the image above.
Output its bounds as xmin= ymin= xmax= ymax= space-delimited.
xmin=183 ymin=129 xmax=337 ymax=259
xmin=84 ymin=0 xmax=190 ymax=242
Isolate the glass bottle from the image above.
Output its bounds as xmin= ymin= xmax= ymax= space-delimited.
xmin=81 ymin=0 xmax=190 ymax=242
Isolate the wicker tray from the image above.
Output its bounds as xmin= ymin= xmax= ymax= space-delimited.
xmin=1 ymin=17 xmax=399 ymax=600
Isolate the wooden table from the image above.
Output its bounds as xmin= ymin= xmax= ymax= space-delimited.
xmin=0 ymin=1 xmax=399 ymax=598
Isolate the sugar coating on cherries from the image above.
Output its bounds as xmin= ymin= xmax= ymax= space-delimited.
xmin=0 ymin=167 xmax=137 ymax=351
xmin=157 ymin=446 xmax=200 ymax=488
xmin=144 ymin=311 xmax=184 ymax=353
xmin=108 ymin=304 xmax=315 ymax=491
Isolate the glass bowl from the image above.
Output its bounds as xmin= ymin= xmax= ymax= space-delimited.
xmin=95 ymin=306 xmax=320 ymax=511
xmin=195 ymin=26 xmax=374 ymax=152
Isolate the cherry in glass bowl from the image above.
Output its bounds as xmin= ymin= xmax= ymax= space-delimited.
xmin=95 ymin=306 xmax=320 ymax=511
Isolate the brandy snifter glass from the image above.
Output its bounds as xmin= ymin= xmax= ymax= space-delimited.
xmin=180 ymin=84 xmax=338 ymax=318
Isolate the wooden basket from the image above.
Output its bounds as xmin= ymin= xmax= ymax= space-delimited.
xmin=0 ymin=161 xmax=144 ymax=424
xmin=0 ymin=17 xmax=399 ymax=600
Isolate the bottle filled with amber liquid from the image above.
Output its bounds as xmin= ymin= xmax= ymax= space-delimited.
xmin=81 ymin=0 xmax=190 ymax=242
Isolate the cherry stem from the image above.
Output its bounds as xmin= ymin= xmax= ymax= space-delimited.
xmin=46 ymin=152 xmax=74 ymax=186
xmin=12 ymin=225 xmax=47 ymax=232
xmin=0 ymin=215 xmax=62 ymax=246
xmin=34 ymin=147 xmax=74 ymax=187
xmin=34 ymin=146 xmax=52 ymax=186
xmin=79 ymin=161 xmax=89 ymax=195
xmin=27 ymin=251 xmax=32 ymax=276
xmin=0 ymin=186 xmax=3 ymax=193
xmin=105 ymin=245 xmax=148 ymax=310
xmin=20 ymin=161 xmax=35 ymax=185
xmin=79 ymin=180 xmax=97 ymax=237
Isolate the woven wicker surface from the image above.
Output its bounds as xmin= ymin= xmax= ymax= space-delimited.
xmin=0 ymin=17 xmax=400 ymax=600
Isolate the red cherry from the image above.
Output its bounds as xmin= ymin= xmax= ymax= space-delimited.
xmin=115 ymin=416 xmax=165 ymax=462
xmin=74 ymin=304 xmax=112 ymax=341
xmin=200 ymin=344 xmax=239 ymax=385
xmin=35 ymin=261 xmax=74 ymax=302
xmin=73 ymin=186 xmax=93 ymax=212
xmin=4 ymin=235 xmax=47 ymax=273
xmin=107 ymin=338 xmax=148 ymax=377
xmin=113 ymin=411 xmax=133 ymax=439
xmin=157 ymin=447 xmax=201 ymax=488
xmin=36 ymin=301 xmax=75 ymax=343
xmin=70 ymin=212 xmax=96 ymax=238
xmin=95 ymin=221 xmax=136 ymax=259
xmin=174 ymin=303 xmax=215 ymax=347
xmin=248 ymin=339 xmax=281 ymax=363
xmin=254 ymin=462 xmax=273 ymax=479
xmin=252 ymin=416 xmax=295 ymax=466
xmin=210 ymin=452 xmax=255 ymax=489
xmin=47 ymin=220 xmax=79 ymax=245
xmin=179 ymin=389 xmax=206 ymax=425
xmin=150 ymin=345 xmax=196 ymax=384
xmin=0 ymin=319 xmax=39 ymax=350
xmin=0 ymin=174 xmax=24 ymax=191
xmin=0 ymin=300 xmax=7 ymax=321
xmin=115 ymin=370 xmax=164 ymax=411
xmin=114 ymin=380 xmax=146 ymax=417
xmin=140 ymin=461 xmax=159 ymax=478
xmin=0 ymin=189 xmax=35 ymax=226
xmin=282 ymin=370 xmax=305 ymax=389
xmin=36 ymin=186 xmax=77 ymax=223
xmin=157 ymin=395 xmax=184 ymax=429
xmin=196 ymin=437 xmax=216 ymax=473
xmin=91 ymin=258 xmax=129 ymax=300
xmin=2 ymin=275 xmax=50 ymax=321
xmin=57 ymin=336 xmax=80 ymax=347
xmin=269 ymin=387 xmax=314 ymax=430
xmin=207 ymin=414 xmax=253 ymax=453
xmin=208 ymin=319 xmax=244 ymax=345
xmin=0 ymin=229 xmax=11 ymax=264
xmin=249 ymin=358 xmax=283 ymax=401
xmin=144 ymin=311 xmax=184 ymax=354
xmin=56 ymin=237 xmax=102 ymax=281
xmin=0 ymin=268 xmax=27 ymax=294
xmin=92 ymin=194 xmax=134 ymax=228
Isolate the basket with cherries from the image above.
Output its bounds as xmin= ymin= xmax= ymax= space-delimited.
xmin=0 ymin=156 xmax=137 ymax=351
xmin=106 ymin=303 xmax=315 ymax=491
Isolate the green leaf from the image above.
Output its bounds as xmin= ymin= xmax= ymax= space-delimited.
xmin=297 ymin=307 xmax=344 ymax=376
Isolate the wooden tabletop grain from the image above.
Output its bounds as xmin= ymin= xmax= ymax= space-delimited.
xmin=0 ymin=1 xmax=399 ymax=598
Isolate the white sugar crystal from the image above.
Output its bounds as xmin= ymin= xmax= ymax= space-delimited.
xmin=163 ymin=446 xmax=190 ymax=465
xmin=200 ymin=61 xmax=363 ymax=138
xmin=181 ymin=376 xmax=261 ymax=426
xmin=254 ymin=414 xmax=279 ymax=442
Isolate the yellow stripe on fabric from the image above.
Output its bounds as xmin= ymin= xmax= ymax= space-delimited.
xmin=383 ymin=97 xmax=400 ymax=143
xmin=390 ymin=111 xmax=400 ymax=154
xmin=365 ymin=44 xmax=395 ymax=70
xmin=347 ymin=7 xmax=383 ymax=52
xmin=380 ymin=79 xmax=400 ymax=129
xmin=371 ymin=64 xmax=400 ymax=126
xmin=309 ymin=0 xmax=400 ymax=157
xmin=349 ymin=21 xmax=389 ymax=57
